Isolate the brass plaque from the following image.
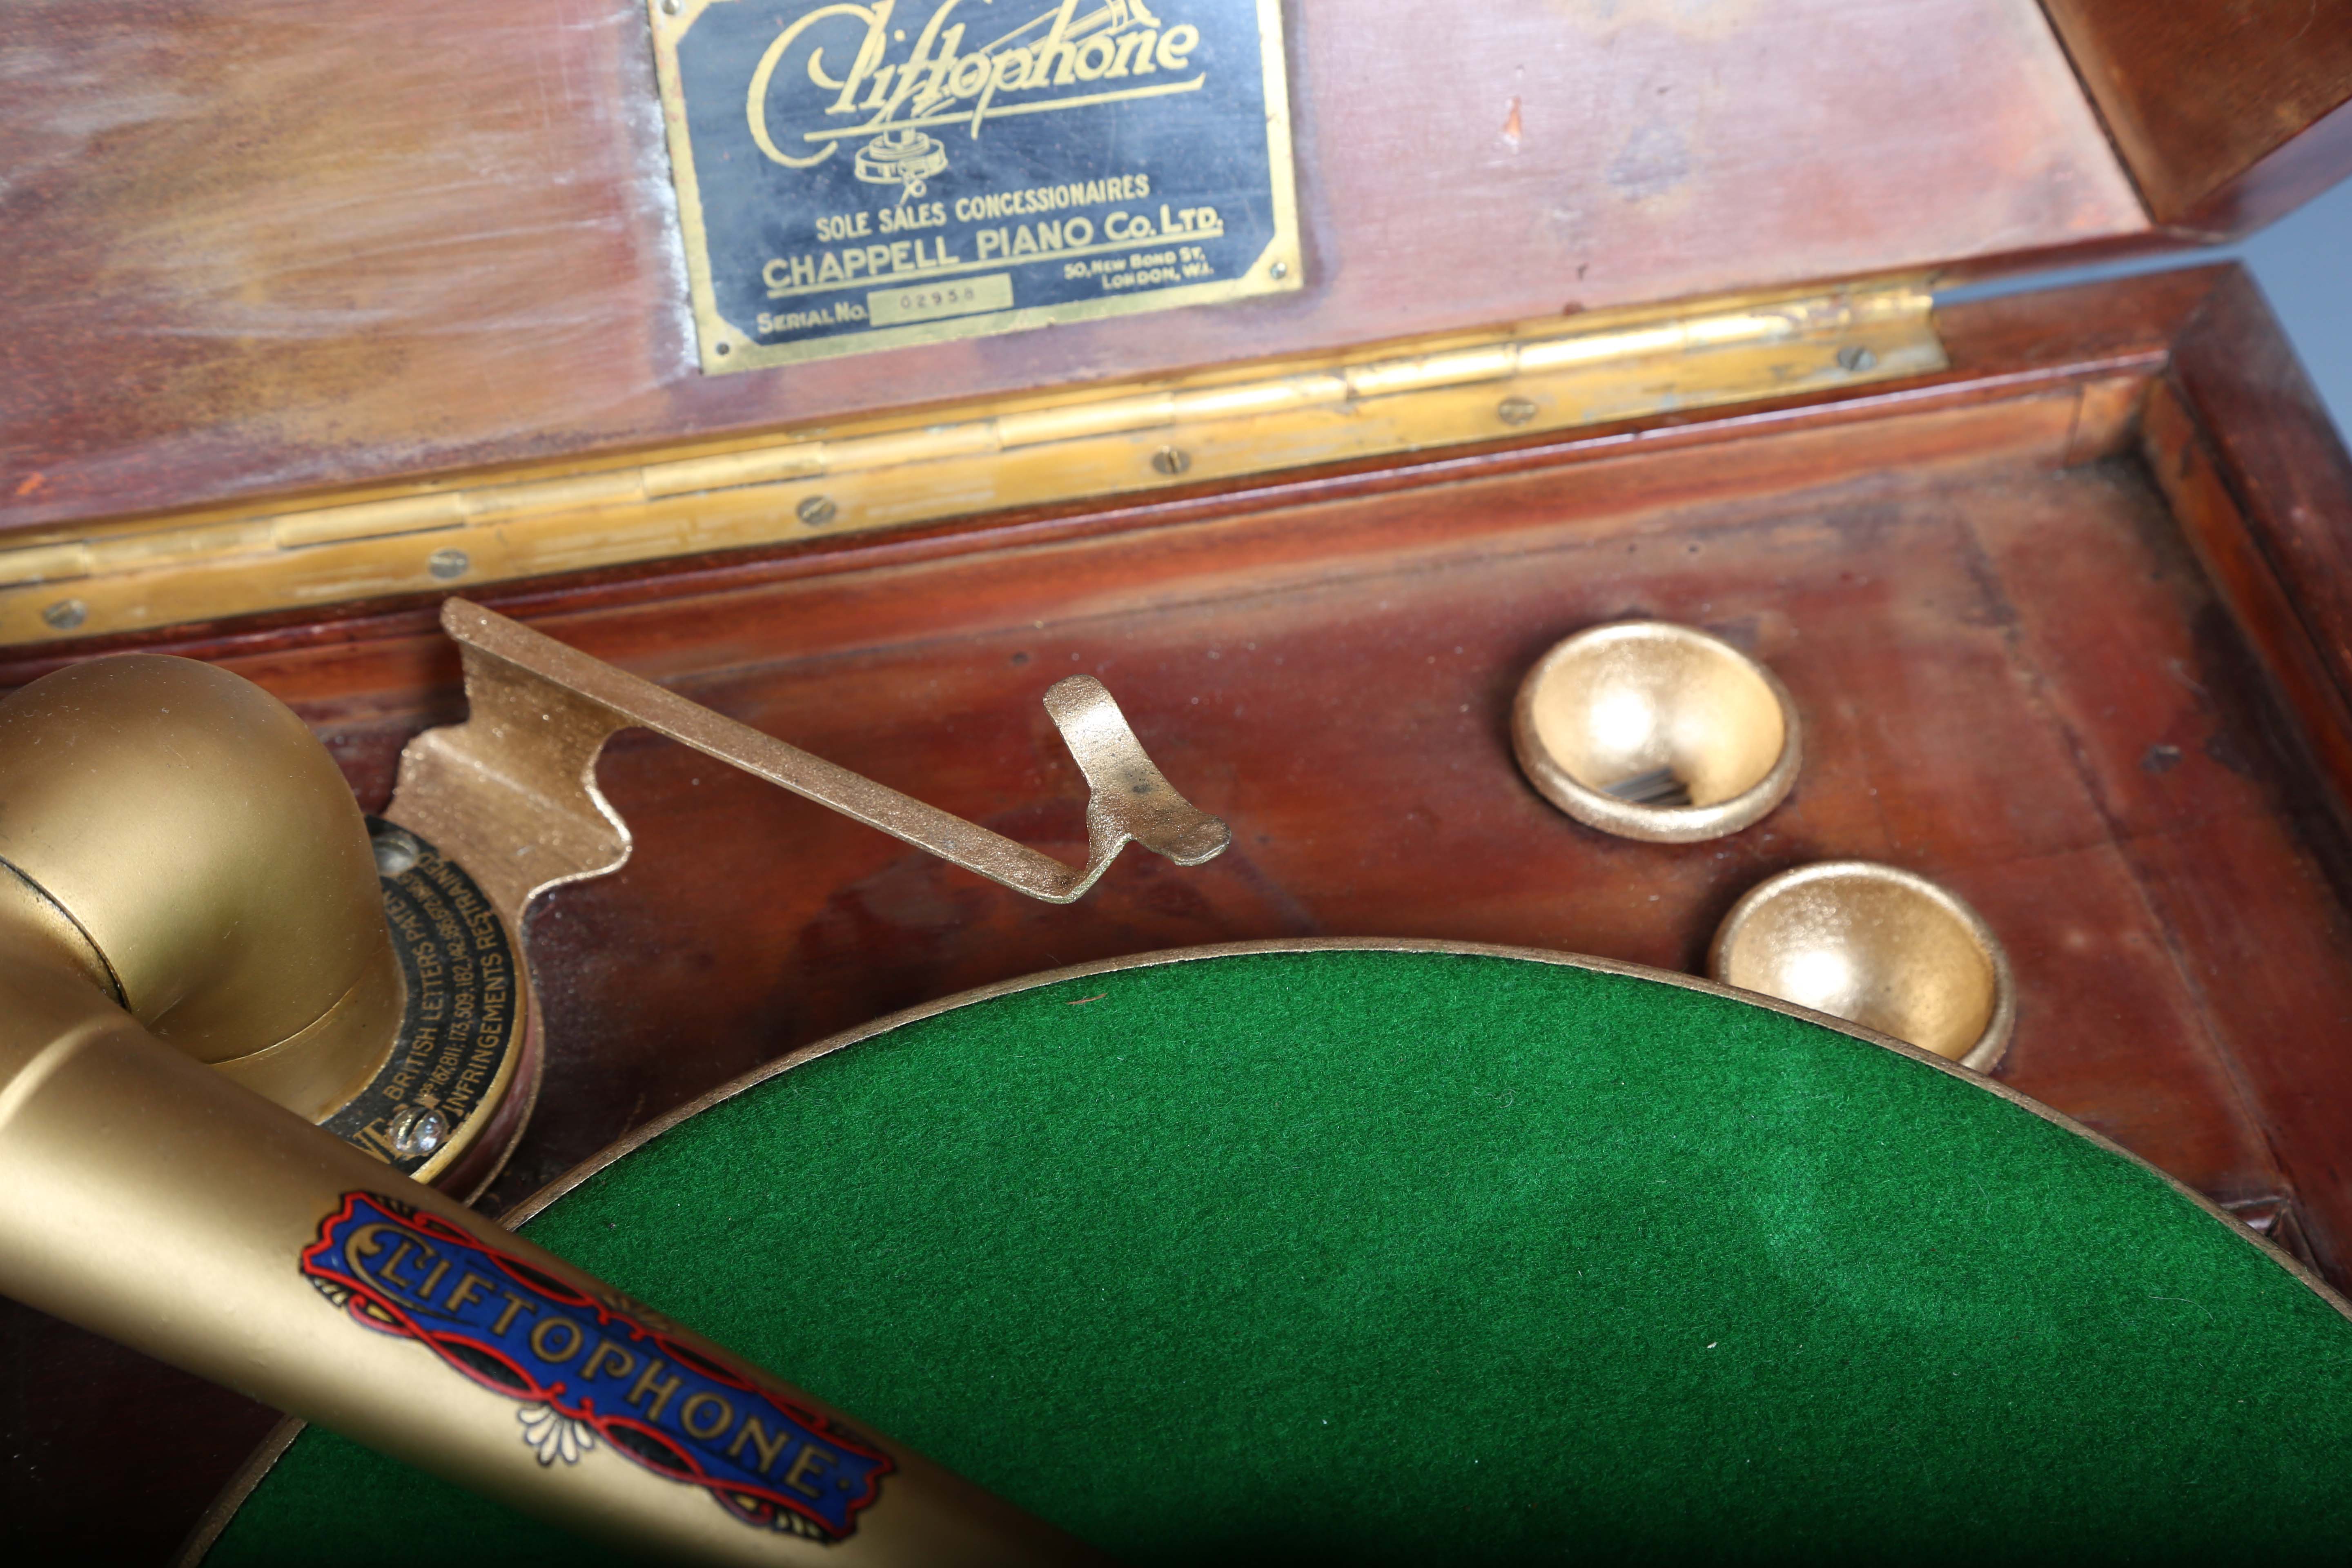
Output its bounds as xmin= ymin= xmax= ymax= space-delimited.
xmin=646 ymin=0 xmax=1302 ymax=374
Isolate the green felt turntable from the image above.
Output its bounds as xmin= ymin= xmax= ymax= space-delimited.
xmin=198 ymin=943 xmax=2352 ymax=1564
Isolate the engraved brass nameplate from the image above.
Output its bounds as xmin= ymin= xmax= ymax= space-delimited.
xmin=646 ymin=0 xmax=1302 ymax=374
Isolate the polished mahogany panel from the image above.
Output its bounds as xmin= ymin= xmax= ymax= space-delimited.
xmin=2042 ymin=0 xmax=2352 ymax=234
xmin=0 ymin=0 xmax=2142 ymax=534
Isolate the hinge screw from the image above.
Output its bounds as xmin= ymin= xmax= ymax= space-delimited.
xmin=1152 ymin=446 xmax=1192 ymax=477
xmin=371 ymin=824 xmax=422 ymax=878
xmin=1498 ymin=396 xmax=1539 ymax=427
xmin=387 ymin=1103 xmax=449 ymax=1159
xmin=40 ymin=599 xmax=87 ymax=632
xmin=1837 ymin=344 xmax=1878 ymax=373
xmin=797 ymin=494 xmax=838 ymax=526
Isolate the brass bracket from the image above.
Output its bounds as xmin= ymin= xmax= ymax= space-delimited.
xmin=0 ymin=281 xmax=1944 ymax=644
xmin=382 ymin=600 xmax=1230 ymax=947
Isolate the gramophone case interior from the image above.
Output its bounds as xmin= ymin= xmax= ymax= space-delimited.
xmin=7 ymin=0 xmax=2352 ymax=1556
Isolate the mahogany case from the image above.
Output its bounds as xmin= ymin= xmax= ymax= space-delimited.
xmin=5 ymin=0 xmax=2352 ymax=1559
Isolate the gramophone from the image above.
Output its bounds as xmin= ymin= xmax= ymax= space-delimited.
xmin=13 ymin=601 xmax=2352 ymax=1567
xmin=14 ymin=0 xmax=2352 ymax=1559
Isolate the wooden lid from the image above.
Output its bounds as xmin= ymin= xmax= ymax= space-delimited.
xmin=2 ymin=1 xmax=2346 ymax=539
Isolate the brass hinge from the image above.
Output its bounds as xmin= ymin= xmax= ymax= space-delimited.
xmin=0 ymin=280 xmax=1941 ymax=645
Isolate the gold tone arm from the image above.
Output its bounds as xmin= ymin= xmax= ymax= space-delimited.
xmin=0 ymin=608 xmax=1225 ymax=1557
xmin=0 ymin=604 xmax=1239 ymax=1560
xmin=0 ymin=932 xmax=1101 ymax=1564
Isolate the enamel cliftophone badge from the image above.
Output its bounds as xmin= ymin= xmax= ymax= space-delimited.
xmin=646 ymin=0 xmax=1302 ymax=372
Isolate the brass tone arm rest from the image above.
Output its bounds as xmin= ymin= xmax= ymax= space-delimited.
xmin=391 ymin=600 xmax=1229 ymax=918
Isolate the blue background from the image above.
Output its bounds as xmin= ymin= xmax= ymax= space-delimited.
xmin=1947 ymin=178 xmax=2352 ymax=441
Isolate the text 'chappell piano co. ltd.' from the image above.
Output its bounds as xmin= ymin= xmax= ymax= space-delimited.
xmin=653 ymin=0 xmax=1299 ymax=367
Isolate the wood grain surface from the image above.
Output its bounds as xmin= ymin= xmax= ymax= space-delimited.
xmin=2042 ymin=0 xmax=2352 ymax=234
xmin=10 ymin=266 xmax=2352 ymax=1560
xmin=0 ymin=0 xmax=2143 ymax=535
